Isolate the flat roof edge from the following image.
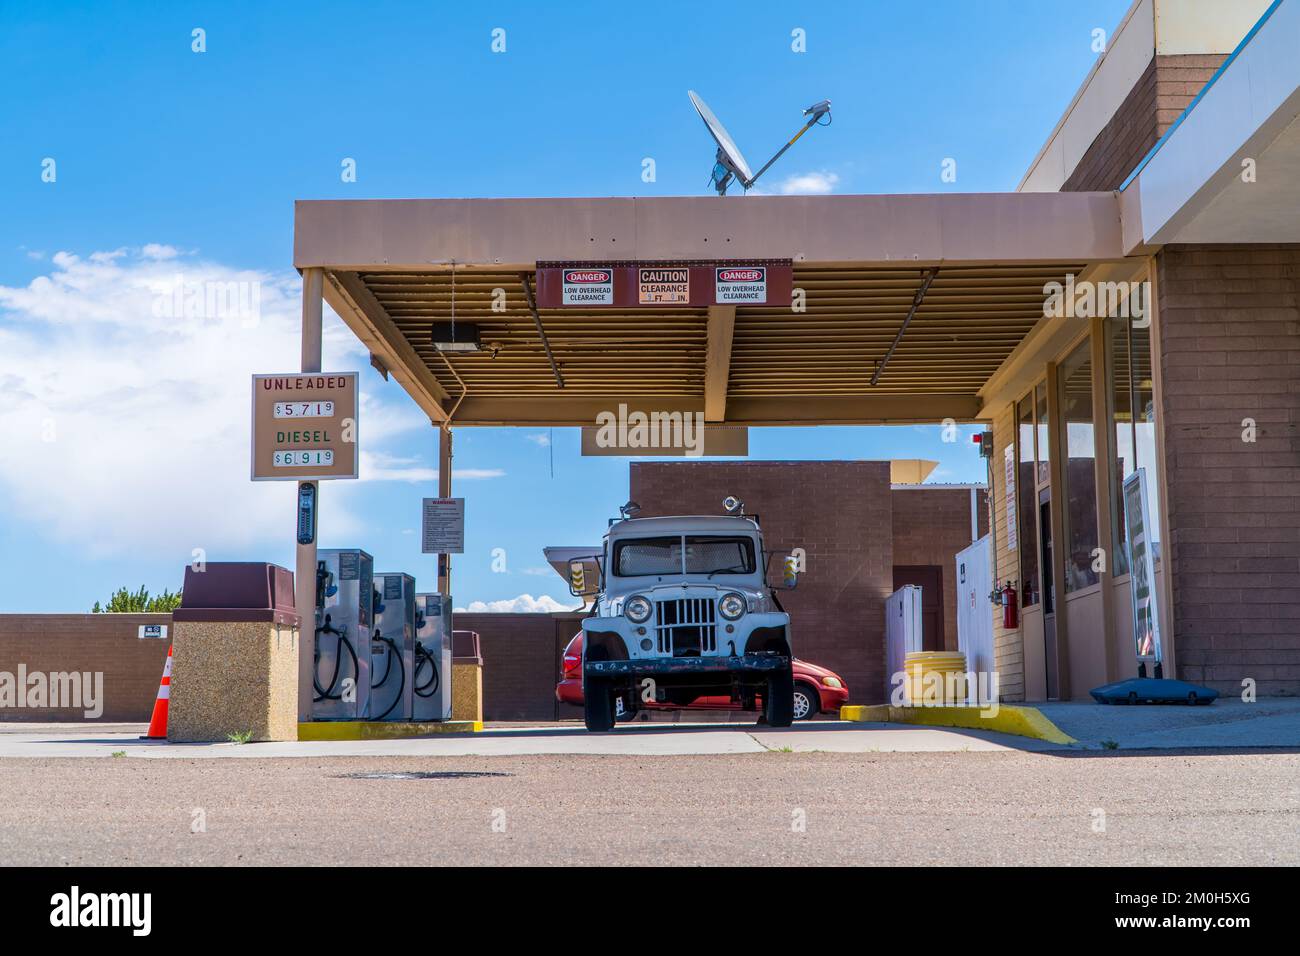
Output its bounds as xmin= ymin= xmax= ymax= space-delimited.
xmin=293 ymin=192 xmax=1127 ymax=270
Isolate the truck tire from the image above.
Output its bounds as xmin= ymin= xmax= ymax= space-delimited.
xmin=765 ymin=667 xmax=795 ymax=727
xmin=584 ymin=676 xmax=615 ymax=732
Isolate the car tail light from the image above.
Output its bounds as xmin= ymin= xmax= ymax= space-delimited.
xmin=563 ymin=653 xmax=581 ymax=679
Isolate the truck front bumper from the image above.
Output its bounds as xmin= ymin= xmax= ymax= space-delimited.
xmin=585 ymin=653 xmax=791 ymax=678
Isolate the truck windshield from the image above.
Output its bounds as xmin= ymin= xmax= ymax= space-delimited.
xmin=614 ymin=536 xmax=755 ymax=577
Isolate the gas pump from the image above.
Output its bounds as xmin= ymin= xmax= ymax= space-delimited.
xmin=371 ymin=572 xmax=415 ymax=721
xmin=413 ymin=592 xmax=453 ymax=721
xmin=313 ymin=549 xmax=373 ymax=720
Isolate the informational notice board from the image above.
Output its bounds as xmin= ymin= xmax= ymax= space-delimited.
xmin=1123 ymin=467 xmax=1162 ymax=663
xmin=1003 ymin=444 xmax=1017 ymax=551
xmin=421 ymin=498 xmax=465 ymax=554
xmin=251 ymin=373 xmax=358 ymax=481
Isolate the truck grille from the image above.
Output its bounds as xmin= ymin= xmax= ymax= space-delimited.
xmin=654 ymin=598 xmax=717 ymax=657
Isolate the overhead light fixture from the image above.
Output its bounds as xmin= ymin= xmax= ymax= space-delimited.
xmin=430 ymin=321 xmax=481 ymax=353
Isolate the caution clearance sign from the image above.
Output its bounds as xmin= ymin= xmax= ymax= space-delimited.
xmin=638 ymin=267 xmax=689 ymax=304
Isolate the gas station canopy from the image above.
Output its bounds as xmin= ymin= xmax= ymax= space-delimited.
xmin=293 ymin=193 xmax=1131 ymax=427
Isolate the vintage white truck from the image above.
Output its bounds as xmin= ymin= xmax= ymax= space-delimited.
xmin=548 ymin=499 xmax=799 ymax=732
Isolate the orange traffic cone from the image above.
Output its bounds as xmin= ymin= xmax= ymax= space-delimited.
xmin=142 ymin=646 xmax=172 ymax=740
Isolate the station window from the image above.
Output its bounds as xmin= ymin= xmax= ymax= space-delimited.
xmin=1106 ymin=314 xmax=1161 ymax=571
xmin=1034 ymin=382 xmax=1050 ymax=485
xmin=1058 ymin=340 xmax=1100 ymax=593
xmin=1016 ymin=395 xmax=1040 ymax=607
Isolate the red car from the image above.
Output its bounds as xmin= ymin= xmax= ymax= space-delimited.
xmin=556 ymin=632 xmax=849 ymax=721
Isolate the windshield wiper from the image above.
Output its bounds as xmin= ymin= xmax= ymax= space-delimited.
xmin=706 ymin=564 xmax=749 ymax=579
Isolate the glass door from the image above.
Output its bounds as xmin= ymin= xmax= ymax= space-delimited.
xmin=1039 ymin=487 xmax=1058 ymax=699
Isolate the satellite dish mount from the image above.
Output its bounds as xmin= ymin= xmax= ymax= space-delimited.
xmin=689 ymin=90 xmax=832 ymax=196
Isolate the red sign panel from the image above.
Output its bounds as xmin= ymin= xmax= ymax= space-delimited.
xmin=535 ymin=260 xmax=792 ymax=308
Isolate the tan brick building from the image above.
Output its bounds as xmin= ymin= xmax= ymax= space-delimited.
xmin=990 ymin=0 xmax=1300 ymax=699
xmin=289 ymin=0 xmax=1300 ymax=720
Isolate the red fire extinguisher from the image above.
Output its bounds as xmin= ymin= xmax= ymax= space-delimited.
xmin=1000 ymin=581 xmax=1019 ymax=629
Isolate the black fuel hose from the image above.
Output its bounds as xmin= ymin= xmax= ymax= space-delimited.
xmin=313 ymin=616 xmax=358 ymax=702
xmin=370 ymin=634 xmax=406 ymax=720
xmin=414 ymin=641 xmax=440 ymax=697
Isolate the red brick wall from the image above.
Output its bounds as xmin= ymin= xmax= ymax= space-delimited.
xmin=1156 ymin=245 xmax=1300 ymax=695
xmin=891 ymin=488 xmax=989 ymax=651
xmin=454 ymin=612 xmax=562 ymax=720
xmin=632 ymin=461 xmax=895 ymax=702
xmin=1063 ymin=55 xmax=1226 ymax=192
xmin=0 ymin=614 xmax=173 ymax=721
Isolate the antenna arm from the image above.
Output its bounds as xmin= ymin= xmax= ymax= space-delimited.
xmin=744 ymin=113 xmax=822 ymax=189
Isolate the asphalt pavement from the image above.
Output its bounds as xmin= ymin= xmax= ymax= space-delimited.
xmin=2 ymin=746 xmax=1296 ymax=865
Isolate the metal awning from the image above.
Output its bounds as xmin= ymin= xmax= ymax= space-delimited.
xmin=296 ymin=194 xmax=1133 ymax=426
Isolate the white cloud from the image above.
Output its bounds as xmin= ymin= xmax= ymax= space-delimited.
xmin=519 ymin=566 xmax=554 ymax=576
xmin=775 ymin=170 xmax=840 ymax=195
xmin=0 ymin=246 xmax=379 ymax=557
xmin=360 ymin=451 xmax=506 ymax=483
xmin=455 ymin=593 xmax=580 ymax=614
xmin=525 ymin=431 xmax=551 ymax=447
xmin=361 ymin=452 xmax=437 ymax=483
xmin=0 ymin=244 xmax=512 ymax=561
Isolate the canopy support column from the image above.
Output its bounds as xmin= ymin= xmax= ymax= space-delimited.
xmin=295 ymin=266 xmax=323 ymax=721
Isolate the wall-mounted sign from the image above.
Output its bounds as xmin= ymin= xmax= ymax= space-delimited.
xmin=534 ymin=260 xmax=793 ymax=308
xmin=715 ymin=266 xmax=768 ymax=303
xmin=421 ymin=497 xmax=465 ymax=554
xmin=638 ymin=267 xmax=690 ymax=305
xmin=138 ymin=624 xmax=168 ymax=640
xmin=1003 ymin=444 xmax=1017 ymax=551
xmin=251 ymin=373 xmax=358 ymax=481
xmin=561 ymin=268 xmax=614 ymax=305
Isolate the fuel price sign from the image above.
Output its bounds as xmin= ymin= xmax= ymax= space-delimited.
xmin=251 ymin=373 xmax=359 ymax=481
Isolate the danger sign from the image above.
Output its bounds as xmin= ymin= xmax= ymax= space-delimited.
xmin=715 ymin=266 xmax=768 ymax=303
xmin=638 ymin=267 xmax=689 ymax=305
xmin=561 ymin=268 xmax=614 ymax=305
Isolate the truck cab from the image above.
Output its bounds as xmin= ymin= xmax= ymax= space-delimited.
xmin=566 ymin=500 xmax=798 ymax=732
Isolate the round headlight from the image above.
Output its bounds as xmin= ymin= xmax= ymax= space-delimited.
xmin=821 ymin=676 xmax=843 ymax=689
xmin=719 ymin=592 xmax=746 ymax=621
xmin=624 ymin=595 xmax=652 ymax=624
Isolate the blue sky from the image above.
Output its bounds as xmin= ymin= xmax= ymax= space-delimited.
xmin=0 ymin=0 xmax=1131 ymax=612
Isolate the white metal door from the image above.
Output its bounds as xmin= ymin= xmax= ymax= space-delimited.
xmin=885 ymin=585 xmax=923 ymax=700
xmin=955 ymin=536 xmax=993 ymax=702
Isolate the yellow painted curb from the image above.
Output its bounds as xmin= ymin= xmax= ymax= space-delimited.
xmin=839 ymin=705 xmax=891 ymax=722
xmin=839 ymin=704 xmax=1076 ymax=745
xmin=297 ymin=720 xmax=483 ymax=741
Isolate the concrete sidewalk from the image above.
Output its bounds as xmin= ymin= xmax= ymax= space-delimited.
xmin=3 ymin=699 xmax=1296 ymax=757
xmin=1036 ymin=698 xmax=1300 ymax=750
xmin=0 ymin=719 xmax=1055 ymax=758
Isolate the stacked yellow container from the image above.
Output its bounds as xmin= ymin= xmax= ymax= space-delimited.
xmin=903 ymin=651 xmax=969 ymax=705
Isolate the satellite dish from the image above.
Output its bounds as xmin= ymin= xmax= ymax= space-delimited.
xmin=687 ymin=90 xmax=832 ymax=196
xmin=689 ymin=90 xmax=754 ymax=192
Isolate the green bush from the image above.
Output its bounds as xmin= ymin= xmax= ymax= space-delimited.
xmin=91 ymin=585 xmax=183 ymax=613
